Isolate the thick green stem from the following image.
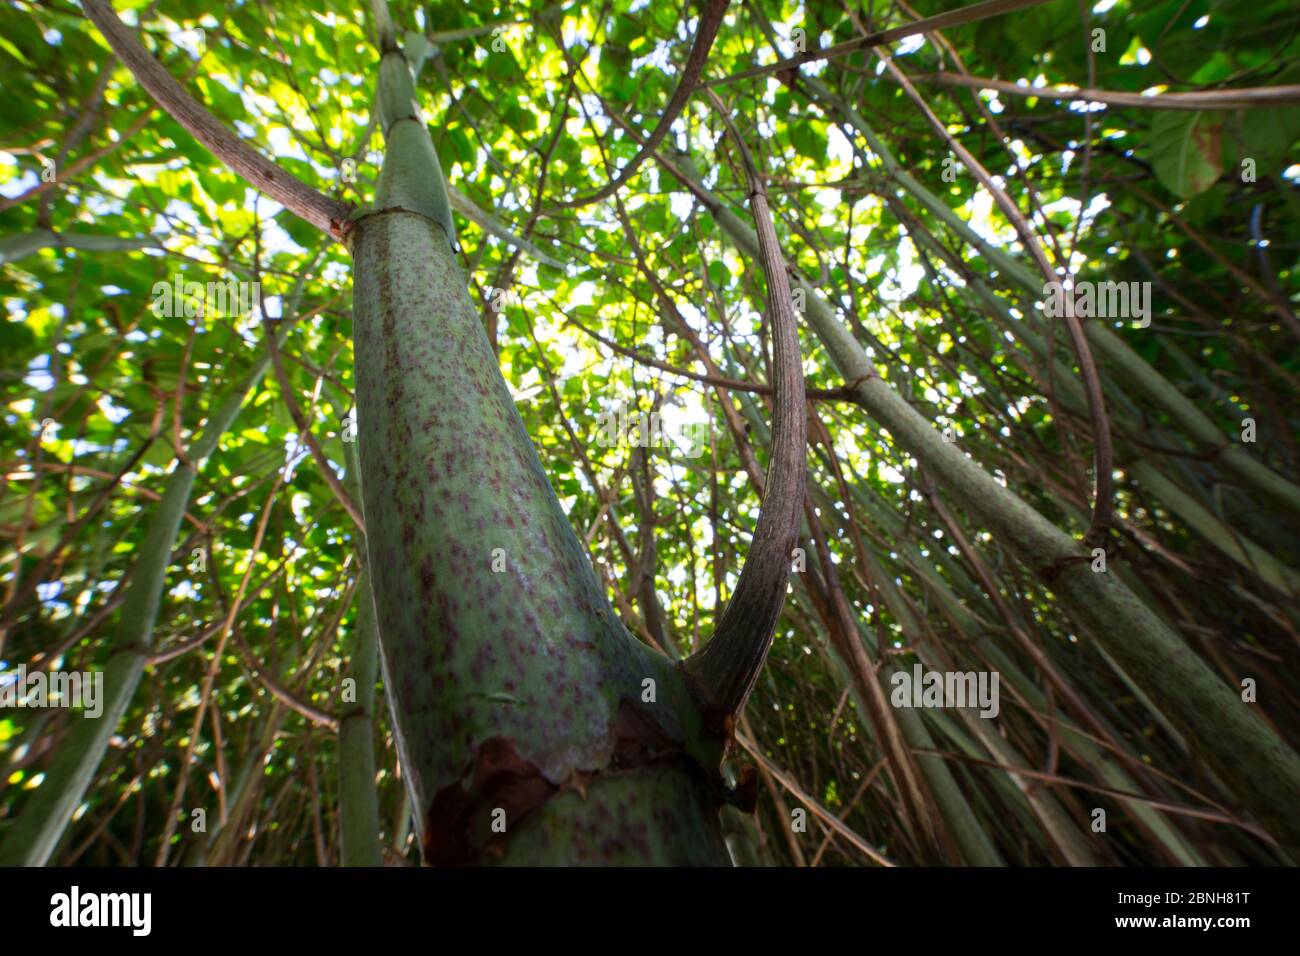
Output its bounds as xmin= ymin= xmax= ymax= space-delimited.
xmin=348 ymin=202 xmax=726 ymax=863
xmin=347 ymin=32 xmax=727 ymax=865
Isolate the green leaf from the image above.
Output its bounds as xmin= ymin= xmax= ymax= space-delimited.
xmin=790 ymin=120 xmax=827 ymax=159
xmin=1240 ymin=65 xmax=1300 ymax=174
xmin=1149 ymin=110 xmax=1224 ymax=198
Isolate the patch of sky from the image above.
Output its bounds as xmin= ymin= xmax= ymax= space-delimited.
xmin=24 ymin=354 xmax=54 ymax=391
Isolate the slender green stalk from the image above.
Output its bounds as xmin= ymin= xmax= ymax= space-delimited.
xmin=0 ymin=354 xmax=277 ymax=865
xmin=0 ymin=229 xmax=161 ymax=265
xmin=337 ymin=568 xmax=382 ymax=866
xmin=0 ymin=249 xmax=318 ymax=866
xmin=789 ymin=67 xmax=1300 ymax=519
xmin=1129 ymin=462 xmax=1300 ymax=597
xmin=736 ymin=391 xmax=1004 ymax=866
xmin=955 ymin=705 xmax=1102 ymax=866
xmin=667 ymin=155 xmax=1300 ymax=856
xmin=337 ymin=442 xmax=382 ymax=867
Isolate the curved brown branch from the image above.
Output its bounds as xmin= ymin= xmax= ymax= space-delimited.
xmin=554 ymin=0 xmax=729 ymax=209
xmin=81 ymin=0 xmax=351 ymax=239
xmin=681 ymin=91 xmax=806 ymax=724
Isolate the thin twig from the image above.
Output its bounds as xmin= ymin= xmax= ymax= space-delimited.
xmin=913 ymin=72 xmax=1300 ymax=110
xmin=706 ymin=0 xmax=1053 ymax=89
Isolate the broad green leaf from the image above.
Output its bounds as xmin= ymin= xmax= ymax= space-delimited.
xmin=1150 ymin=110 xmax=1224 ymax=198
